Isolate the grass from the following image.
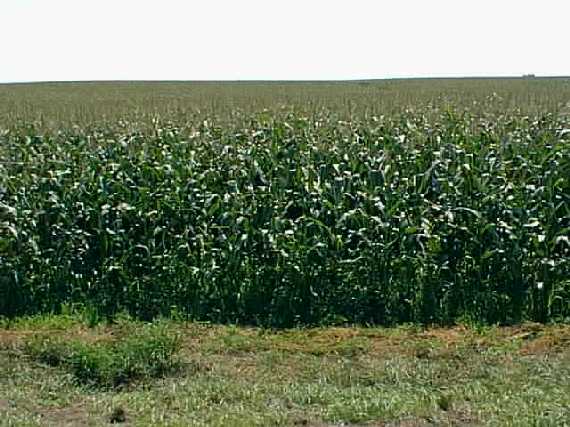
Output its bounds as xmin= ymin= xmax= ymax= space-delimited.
xmin=1 ymin=315 xmax=569 ymax=426
xmin=23 ymin=320 xmax=181 ymax=389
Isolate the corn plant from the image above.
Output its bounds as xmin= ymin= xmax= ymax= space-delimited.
xmin=1 ymin=91 xmax=569 ymax=326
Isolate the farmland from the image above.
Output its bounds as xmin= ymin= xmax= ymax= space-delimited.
xmin=1 ymin=79 xmax=569 ymax=325
xmin=1 ymin=79 xmax=570 ymax=425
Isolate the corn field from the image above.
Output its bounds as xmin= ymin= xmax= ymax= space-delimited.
xmin=1 ymin=81 xmax=569 ymax=326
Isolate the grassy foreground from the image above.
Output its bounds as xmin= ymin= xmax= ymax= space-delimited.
xmin=1 ymin=316 xmax=569 ymax=426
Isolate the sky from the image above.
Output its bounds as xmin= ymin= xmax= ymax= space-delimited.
xmin=1 ymin=0 xmax=569 ymax=83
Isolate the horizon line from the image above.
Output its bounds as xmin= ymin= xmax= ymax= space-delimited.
xmin=2 ymin=75 xmax=570 ymax=86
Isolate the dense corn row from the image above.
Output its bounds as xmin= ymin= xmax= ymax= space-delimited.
xmin=1 ymin=107 xmax=569 ymax=325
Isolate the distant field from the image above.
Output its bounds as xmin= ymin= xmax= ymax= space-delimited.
xmin=1 ymin=80 xmax=569 ymax=427
xmin=1 ymin=79 xmax=569 ymax=325
xmin=1 ymin=78 xmax=570 ymax=124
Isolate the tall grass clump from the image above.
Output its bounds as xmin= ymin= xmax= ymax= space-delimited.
xmin=23 ymin=321 xmax=181 ymax=388
xmin=1 ymin=105 xmax=569 ymax=326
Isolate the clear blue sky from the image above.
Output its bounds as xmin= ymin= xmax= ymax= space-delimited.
xmin=1 ymin=0 xmax=569 ymax=82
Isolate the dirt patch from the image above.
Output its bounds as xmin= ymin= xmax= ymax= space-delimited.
xmin=520 ymin=327 xmax=570 ymax=355
xmin=158 ymin=323 xmax=570 ymax=362
xmin=380 ymin=407 xmax=479 ymax=426
xmin=291 ymin=411 xmax=480 ymax=427
xmin=366 ymin=327 xmax=472 ymax=359
xmin=443 ymin=407 xmax=480 ymax=426
xmin=293 ymin=420 xmax=393 ymax=427
xmin=1 ymin=401 xmax=96 ymax=426
xmin=0 ymin=399 xmax=13 ymax=411
xmin=293 ymin=418 xmax=434 ymax=427
xmin=0 ymin=327 xmax=115 ymax=349
xmin=381 ymin=418 xmax=433 ymax=427
xmin=38 ymin=403 xmax=97 ymax=427
xmin=0 ymin=331 xmax=26 ymax=348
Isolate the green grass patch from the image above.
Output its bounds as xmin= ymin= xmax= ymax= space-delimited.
xmin=23 ymin=322 xmax=181 ymax=389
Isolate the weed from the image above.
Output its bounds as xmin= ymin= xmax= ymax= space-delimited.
xmin=24 ymin=323 xmax=181 ymax=388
